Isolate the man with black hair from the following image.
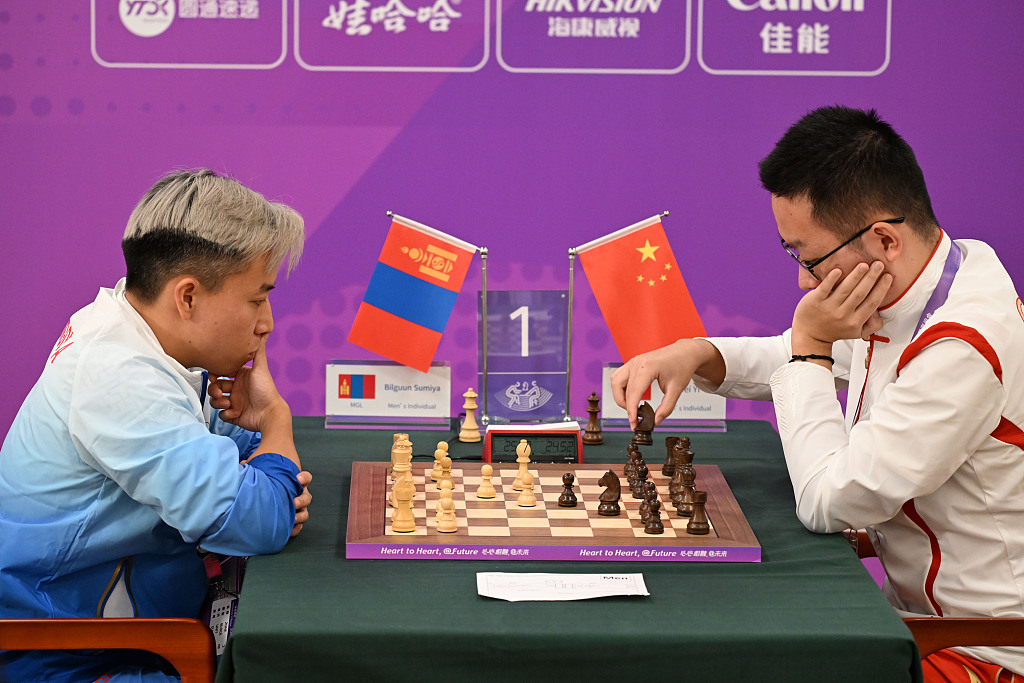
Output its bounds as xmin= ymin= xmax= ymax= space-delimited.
xmin=613 ymin=106 xmax=1024 ymax=681
xmin=0 ymin=170 xmax=312 ymax=682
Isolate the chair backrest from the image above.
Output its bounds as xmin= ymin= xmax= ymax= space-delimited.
xmin=904 ymin=617 xmax=1024 ymax=658
xmin=0 ymin=617 xmax=216 ymax=683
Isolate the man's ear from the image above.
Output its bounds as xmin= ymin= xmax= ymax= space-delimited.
xmin=871 ymin=221 xmax=903 ymax=264
xmin=171 ymin=277 xmax=200 ymax=321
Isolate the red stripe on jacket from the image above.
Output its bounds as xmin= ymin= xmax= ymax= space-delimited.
xmin=893 ymin=322 xmax=1007 ymax=616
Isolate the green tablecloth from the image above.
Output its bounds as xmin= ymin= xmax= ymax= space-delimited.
xmin=216 ymin=418 xmax=921 ymax=682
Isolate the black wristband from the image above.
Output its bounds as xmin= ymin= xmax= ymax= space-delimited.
xmin=789 ymin=354 xmax=835 ymax=364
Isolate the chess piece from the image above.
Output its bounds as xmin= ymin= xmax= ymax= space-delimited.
xmin=437 ymin=455 xmax=454 ymax=491
xmin=516 ymin=472 xmax=537 ymax=507
xmin=582 ymin=392 xmax=604 ymax=445
xmin=557 ymin=473 xmax=578 ymax=507
xmin=436 ymin=480 xmax=458 ymax=533
xmin=624 ymin=443 xmax=641 ymax=483
xmin=675 ymin=447 xmax=697 ymax=517
xmin=597 ymin=470 xmax=621 ymax=516
xmin=389 ymin=438 xmax=413 ymax=508
xmin=686 ymin=491 xmax=710 ymax=535
xmin=669 ymin=445 xmax=686 ymax=506
xmin=431 ymin=441 xmax=449 ymax=482
xmin=459 ymin=388 xmax=482 ymax=443
xmin=512 ymin=439 xmax=531 ymax=491
xmin=662 ymin=436 xmax=681 ymax=477
xmin=644 ymin=497 xmax=665 ymax=535
xmin=476 ymin=464 xmax=496 ymax=499
xmin=632 ymin=463 xmax=648 ymax=500
xmin=390 ymin=457 xmax=416 ymax=534
xmin=390 ymin=433 xmax=409 ymax=481
xmin=632 ymin=402 xmax=656 ymax=446
xmin=640 ymin=480 xmax=657 ymax=522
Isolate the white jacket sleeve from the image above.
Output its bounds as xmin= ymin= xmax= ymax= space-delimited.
xmin=770 ymin=337 xmax=1003 ymax=533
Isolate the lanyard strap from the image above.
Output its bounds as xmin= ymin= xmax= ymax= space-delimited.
xmin=854 ymin=239 xmax=961 ymax=425
xmin=913 ymin=239 xmax=962 ymax=338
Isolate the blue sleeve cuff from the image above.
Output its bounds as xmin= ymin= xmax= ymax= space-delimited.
xmin=199 ymin=454 xmax=303 ymax=555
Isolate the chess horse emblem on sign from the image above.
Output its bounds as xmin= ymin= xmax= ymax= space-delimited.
xmin=495 ymin=380 xmax=554 ymax=412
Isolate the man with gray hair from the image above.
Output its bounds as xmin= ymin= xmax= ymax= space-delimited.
xmin=0 ymin=169 xmax=312 ymax=682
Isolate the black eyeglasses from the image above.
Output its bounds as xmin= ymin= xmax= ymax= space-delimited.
xmin=781 ymin=217 xmax=905 ymax=280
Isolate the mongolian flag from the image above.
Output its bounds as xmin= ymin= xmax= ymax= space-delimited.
xmin=348 ymin=214 xmax=478 ymax=373
xmin=577 ymin=214 xmax=705 ymax=362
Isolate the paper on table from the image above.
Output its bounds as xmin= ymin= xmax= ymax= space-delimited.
xmin=476 ymin=573 xmax=649 ymax=602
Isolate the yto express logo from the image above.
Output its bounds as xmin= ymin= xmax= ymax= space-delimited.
xmin=120 ymin=0 xmax=176 ymax=37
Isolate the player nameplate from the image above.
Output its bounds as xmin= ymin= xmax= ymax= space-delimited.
xmin=346 ymin=462 xmax=760 ymax=563
xmin=601 ymin=364 xmax=727 ymax=431
xmin=326 ymin=360 xmax=451 ymax=428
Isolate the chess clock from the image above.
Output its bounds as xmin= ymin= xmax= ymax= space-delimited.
xmin=482 ymin=427 xmax=584 ymax=464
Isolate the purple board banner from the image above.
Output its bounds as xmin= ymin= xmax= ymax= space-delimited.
xmin=2 ymin=1 xmax=1024 ymax=434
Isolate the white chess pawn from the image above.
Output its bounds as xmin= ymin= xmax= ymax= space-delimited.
xmin=516 ymin=472 xmax=536 ymax=508
xmin=476 ymin=464 xmax=496 ymax=499
xmin=437 ymin=480 xmax=458 ymax=533
xmin=437 ymin=455 xmax=454 ymax=491
xmin=431 ymin=441 xmax=449 ymax=482
xmin=512 ymin=439 xmax=531 ymax=491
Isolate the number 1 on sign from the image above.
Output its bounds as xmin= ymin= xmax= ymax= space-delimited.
xmin=510 ymin=305 xmax=529 ymax=357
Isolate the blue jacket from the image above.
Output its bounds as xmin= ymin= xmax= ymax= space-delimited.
xmin=0 ymin=280 xmax=302 ymax=681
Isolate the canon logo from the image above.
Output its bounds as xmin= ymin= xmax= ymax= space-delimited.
xmin=727 ymin=0 xmax=864 ymax=10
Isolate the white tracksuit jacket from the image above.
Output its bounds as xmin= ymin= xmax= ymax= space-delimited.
xmin=697 ymin=232 xmax=1024 ymax=673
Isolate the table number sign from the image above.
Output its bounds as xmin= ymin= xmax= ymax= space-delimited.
xmin=478 ymin=290 xmax=569 ymax=422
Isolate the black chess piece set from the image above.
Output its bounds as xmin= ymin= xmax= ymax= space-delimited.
xmin=603 ymin=402 xmax=710 ymax=535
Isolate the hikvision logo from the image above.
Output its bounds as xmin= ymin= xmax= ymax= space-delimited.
xmin=726 ymin=0 xmax=864 ymax=10
xmin=119 ymin=0 xmax=176 ymax=37
xmin=524 ymin=0 xmax=662 ymax=13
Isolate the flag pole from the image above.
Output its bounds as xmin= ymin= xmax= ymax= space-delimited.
xmin=574 ymin=211 xmax=670 ymax=253
xmin=565 ymin=247 xmax=576 ymax=422
xmin=479 ymin=247 xmax=489 ymax=426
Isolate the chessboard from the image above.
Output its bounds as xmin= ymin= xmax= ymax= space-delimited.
xmin=346 ymin=462 xmax=760 ymax=562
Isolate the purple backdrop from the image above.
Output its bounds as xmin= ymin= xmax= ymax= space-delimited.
xmin=2 ymin=1 xmax=1023 ymax=433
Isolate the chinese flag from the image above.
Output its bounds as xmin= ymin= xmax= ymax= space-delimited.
xmin=578 ymin=215 xmax=705 ymax=362
xmin=348 ymin=215 xmax=478 ymax=373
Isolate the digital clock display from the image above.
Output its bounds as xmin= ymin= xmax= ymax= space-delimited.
xmin=486 ymin=432 xmax=582 ymax=464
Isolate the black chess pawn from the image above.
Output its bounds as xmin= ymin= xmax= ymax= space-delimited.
xmin=686 ymin=491 xmax=710 ymax=535
xmin=624 ymin=443 xmax=641 ymax=483
xmin=558 ymin=472 xmax=578 ymax=508
xmin=582 ymin=392 xmax=604 ymax=445
xmin=632 ymin=402 xmax=656 ymax=446
xmin=662 ymin=436 xmax=681 ymax=477
xmin=632 ymin=463 xmax=648 ymax=499
xmin=676 ymin=463 xmax=697 ymax=517
xmin=640 ymin=480 xmax=657 ymax=523
xmin=644 ymin=497 xmax=665 ymax=535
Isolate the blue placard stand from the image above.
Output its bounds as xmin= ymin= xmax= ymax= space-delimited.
xmin=478 ymin=289 xmax=570 ymax=423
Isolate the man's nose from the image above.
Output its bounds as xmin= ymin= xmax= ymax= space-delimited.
xmin=798 ymin=267 xmax=820 ymax=291
xmin=257 ymin=301 xmax=274 ymax=334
